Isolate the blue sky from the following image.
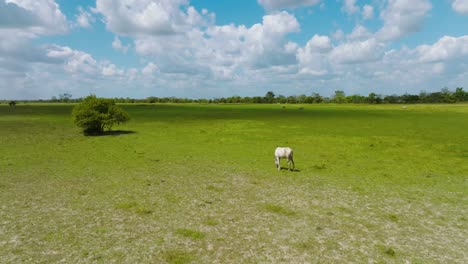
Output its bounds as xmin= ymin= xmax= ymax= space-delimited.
xmin=1 ymin=0 xmax=468 ymax=99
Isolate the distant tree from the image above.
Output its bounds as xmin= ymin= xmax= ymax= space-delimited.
xmin=401 ymin=94 xmax=420 ymax=104
xmin=453 ymin=87 xmax=467 ymax=102
xmin=419 ymin=91 xmax=429 ymax=103
xmin=384 ymin=94 xmax=400 ymax=104
xmin=59 ymin=93 xmax=72 ymax=102
xmin=9 ymin=101 xmax=16 ymax=107
xmin=276 ymin=95 xmax=287 ymax=104
xmin=426 ymin=92 xmax=443 ymax=103
xmin=332 ymin=90 xmax=346 ymax=103
xmin=287 ymin=96 xmax=297 ymax=104
xmin=243 ymin=97 xmax=253 ymax=103
xmin=72 ymin=95 xmax=130 ymax=135
xmin=253 ymin=96 xmax=264 ymax=103
xmin=296 ymin=94 xmax=307 ymax=104
xmin=311 ymin=93 xmax=323 ymax=103
xmin=304 ymin=95 xmax=314 ymax=104
xmin=264 ymin=91 xmax=275 ymax=103
xmin=367 ymin=93 xmax=382 ymax=104
xmin=347 ymin=94 xmax=366 ymax=103
xmin=440 ymin=87 xmax=455 ymax=103
xmin=146 ymin=96 xmax=158 ymax=103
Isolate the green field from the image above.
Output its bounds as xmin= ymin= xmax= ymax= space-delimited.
xmin=1 ymin=103 xmax=467 ymax=263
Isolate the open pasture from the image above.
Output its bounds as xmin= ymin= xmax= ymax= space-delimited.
xmin=0 ymin=103 xmax=467 ymax=263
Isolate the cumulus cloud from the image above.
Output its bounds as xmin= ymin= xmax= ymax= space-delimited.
xmin=347 ymin=25 xmax=372 ymax=41
xmin=0 ymin=0 xmax=38 ymax=28
xmin=296 ymin=35 xmax=331 ymax=76
xmin=304 ymin=35 xmax=332 ymax=53
xmin=94 ymin=0 xmax=210 ymax=36
xmin=452 ymin=0 xmax=468 ymax=14
xmin=330 ymin=38 xmax=384 ymax=64
xmin=362 ymin=5 xmax=374 ymax=19
xmin=342 ymin=0 xmax=359 ymax=15
xmin=134 ymin=11 xmax=300 ymax=75
xmin=417 ymin=35 xmax=468 ymax=62
xmin=46 ymin=45 xmax=99 ymax=75
xmin=93 ymin=1 xmax=302 ymax=77
xmin=102 ymin=63 xmax=124 ymax=76
xmin=142 ymin=62 xmax=158 ymax=75
xmin=257 ymin=0 xmax=321 ymax=10
xmin=0 ymin=33 xmax=60 ymax=78
xmin=0 ymin=0 xmax=68 ymax=35
xmin=112 ymin=36 xmax=130 ymax=53
xmin=332 ymin=29 xmax=345 ymax=41
xmin=377 ymin=0 xmax=431 ymax=41
xmin=75 ymin=6 xmax=94 ymax=28
xmin=0 ymin=0 xmax=68 ymax=83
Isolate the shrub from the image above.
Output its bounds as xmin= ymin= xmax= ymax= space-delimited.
xmin=72 ymin=95 xmax=130 ymax=135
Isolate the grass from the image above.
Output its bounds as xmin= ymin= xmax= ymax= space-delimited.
xmin=175 ymin=228 xmax=206 ymax=240
xmin=264 ymin=204 xmax=297 ymax=216
xmin=0 ymin=103 xmax=467 ymax=263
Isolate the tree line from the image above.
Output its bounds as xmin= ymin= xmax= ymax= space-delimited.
xmin=2 ymin=87 xmax=467 ymax=105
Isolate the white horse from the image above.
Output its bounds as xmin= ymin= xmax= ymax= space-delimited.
xmin=274 ymin=147 xmax=295 ymax=171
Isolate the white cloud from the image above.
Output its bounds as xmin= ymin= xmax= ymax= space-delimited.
xmin=296 ymin=35 xmax=331 ymax=76
xmin=94 ymin=1 xmax=301 ymax=76
xmin=102 ymin=63 xmax=124 ymax=76
xmin=332 ymin=29 xmax=345 ymax=41
xmin=2 ymin=0 xmax=68 ymax=35
xmin=0 ymin=0 xmax=38 ymax=29
xmin=362 ymin=5 xmax=374 ymax=19
xmin=46 ymin=45 xmax=99 ymax=75
xmin=75 ymin=6 xmax=94 ymax=28
xmin=142 ymin=62 xmax=158 ymax=75
xmin=0 ymin=0 xmax=68 ymax=83
xmin=452 ymin=0 xmax=468 ymax=14
xmin=134 ymin=11 xmax=300 ymax=75
xmin=347 ymin=25 xmax=372 ymax=41
xmin=112 ymin=36 xmax=130 ymax=53
xmin=377 ymin=0 xmax=431 ymax=41
xmin=258 ymin=0 xmax=321 ymax=10
xmin=417 ymin=35 xmax=468 ymax=62
xmin=342 ymin=0 xmax=359 ymax=15
xmin=304 ymin=35 xmax=332 ymax=52
xmin=330 ymin=38 xmax=385 ymax=64
xmin=94 ymin=0 xmax=210 ymax=36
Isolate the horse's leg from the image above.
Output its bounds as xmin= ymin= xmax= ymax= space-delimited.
xmin=275 ymin=156 xmax=280 ymax=171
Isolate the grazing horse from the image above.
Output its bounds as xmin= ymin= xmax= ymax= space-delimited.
xmin=274 ymin=147 xmax=295 ymax=171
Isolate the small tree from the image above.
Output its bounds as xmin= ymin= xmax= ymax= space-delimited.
xmin=454 ymin=87 xmax=467 ymax=102
xmin=9 ymin=101 xmax=16 ymax=107
xmin=264 ymin=91 xmax=275 ymax=103
xmin=332 ymin=90 xmax=346 ymax=104
xmin=72 ymin=95 xmax=130 ymax=135
xmin=59 ymin=93 xmax=72 ymax=102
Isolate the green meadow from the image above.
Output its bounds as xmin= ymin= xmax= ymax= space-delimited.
xmin=0 ymin=103 xmax=467 ymax=263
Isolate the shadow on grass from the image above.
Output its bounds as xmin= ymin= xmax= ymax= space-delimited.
xmin=279 ymin=167 xmax=301 ymax=172
xmin=86 ymin=130 xmax=137 ymax=137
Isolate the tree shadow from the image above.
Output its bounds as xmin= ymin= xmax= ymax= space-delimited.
xmin=88 ymin=130 xmax=137 ymax=137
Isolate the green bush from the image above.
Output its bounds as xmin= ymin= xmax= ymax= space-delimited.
xmin=72 ymin=95 xmax=130 ymax=135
